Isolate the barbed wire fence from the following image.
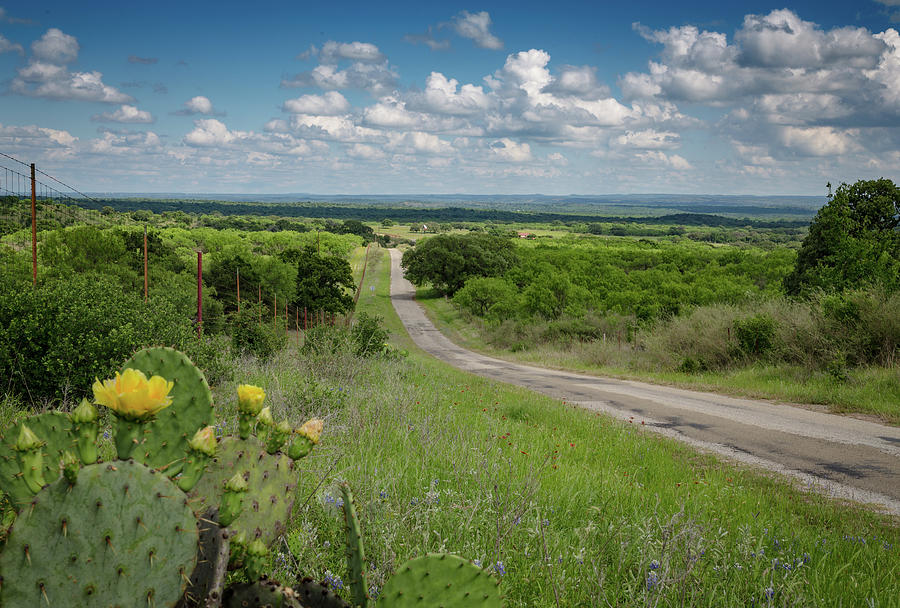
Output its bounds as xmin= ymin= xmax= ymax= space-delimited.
xmin=1 ymin=152 xmax=366 ymax=342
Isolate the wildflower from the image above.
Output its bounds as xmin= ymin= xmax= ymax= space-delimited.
xmin=323 ymin=570 xmax=344 ymax=590
xmin=493 ymin=561 xmax=506 ymax=576
xmin=93 ymin=368 xmax=173 ymax=420
xmin=649 ymin=559 xmax=660 ymax=570
xmin=473 ymin=559 xmax=482 ymax=568
xmin=236 ymin=384 xmax=266 ymax=415
xmin=764 ymin=587 xmax=774 ymax=600
xmin=646 ymin=571 xmax=659 ymax=590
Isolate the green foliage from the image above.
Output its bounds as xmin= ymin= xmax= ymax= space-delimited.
xmin=734 ymin=313 xmax=776 ymax=357
xmin=350 ymin=312 xmax=389 ymax=357
xmin=785 ymin=178 xmax=900 ymax=295
xmin=401 ymin=233 xmax=518 ymax=295
xmin=281 ymin=245 xmax=355 ymax=314
xmin=453 ymin=277 xmax=519 ymax=321
xmin=454 ymin=237 xmax=794 ymax=325
xmin=230 ymin=303 xmax=288 ymax=361
xmin=0 ymin=273 xmax=216 ymax=402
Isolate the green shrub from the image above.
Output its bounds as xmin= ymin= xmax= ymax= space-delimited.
xmin=734 ymin=313 xmax=777 ymax=357
xmin=0 ymin=273 xmax=216 ymax=403
xmin=229 ymin=303 xmax=288 ymax=361
xmin=350 ymin=312 xmax=389 ymax=357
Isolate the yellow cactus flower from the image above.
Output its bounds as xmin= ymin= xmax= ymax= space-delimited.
xmin=237 ymin=384 xmax=266 ymax=415
xmin=297 ymin=418 xmax=324 ymax=444
xmin=92 ymin=368 xmax=173 ymax=420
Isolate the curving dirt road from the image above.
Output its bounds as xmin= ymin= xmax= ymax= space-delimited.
xmin=388 ymin=249 xmax=900 ymax=516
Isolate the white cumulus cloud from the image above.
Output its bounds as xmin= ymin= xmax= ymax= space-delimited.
xmin=282 ymin=91 xmax=350 ymax=115
xmin=92 ymin=104 xmax=155 ymax=124
xmin=453 ymin=11 xmax=503 ymax=50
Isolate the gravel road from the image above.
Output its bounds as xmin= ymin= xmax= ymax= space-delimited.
xmin=389 ymin=249 xmax=900 ymax=516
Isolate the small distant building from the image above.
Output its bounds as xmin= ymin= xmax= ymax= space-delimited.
xmin=517 ymin=232 xmax=535 ymax=239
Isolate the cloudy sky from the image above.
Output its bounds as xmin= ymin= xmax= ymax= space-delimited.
xmin=1 ymin=1 xmax=898 ymax=195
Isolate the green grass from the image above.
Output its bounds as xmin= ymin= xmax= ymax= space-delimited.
xmin=214 ymin=246 xmax=900 ymax=607
xmin=415 ymin=289 xmax=900 ymax=424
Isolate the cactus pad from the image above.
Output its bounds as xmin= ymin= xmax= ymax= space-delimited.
xmin=0 ymin=460 xmax=198 ymax=608
xmin=377 ymin=554 xmax=502 ymax=608
xmin=223 ymin=579 xmax=302 ymax=608
xmin=123 ymin=347 xmax=214 ymax=475
xmin=339 ymin=483 xmax=369 ymax=608
xmin=294 ymin=578 xmax=351 ymax=608
xmin=0 ymin=412 xmax=74 ymax=509
xmin=190 ymin=436 xmax=298 ymax=544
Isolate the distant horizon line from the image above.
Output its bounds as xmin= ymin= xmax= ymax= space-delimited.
xmin=83 ymin=192 xmax=824 ymax=200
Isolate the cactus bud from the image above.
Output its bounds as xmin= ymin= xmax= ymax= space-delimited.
xmin=287 ymin=433 xmax=312 ymax=461
xmin=61 ymin=451 xmax=80 ymax=485
xmin=72 ymin=399 xmax=100 ymax=465
xmin=257 ymin=406 xmax=273 ymax=427
xmin=225 ymin=472 xmax=249 ymax=493
xmin=14 ymin=424 xmax=43 ymax=452
xmin=237 ymin=386 xmax=265 ymax=440
xmin=188 ymin=426 xmax=217 ymax=457
xmin=14 ymin=425 xmax=46 ymax=494
xmin=178 ymin=426 xmax=216 ymax=491
xmin=71 ymin=398 xmax=98 ymax=423
xmin=255 ymin=406 xmax=274 ymax=443
xmin=219 ymin=472 xmax=248 ymax=527
xmin=266 ymin=420 xmax=292 ymax=454
xmin=244 ymin=539 xmax=269 ymax=580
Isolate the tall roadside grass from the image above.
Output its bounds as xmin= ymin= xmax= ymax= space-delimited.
xmin=210 ymin=247 xmax=900 ymax=607
xmin=419 ymin=288 xmax=900 ymax=424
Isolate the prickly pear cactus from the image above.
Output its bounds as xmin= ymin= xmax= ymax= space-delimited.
xmin=123 ymin=347 xmax=214 ymax=476
xmin=339 ymin=483 xmax=369 ymax=608
xmin=190 ymin=436 xmax=298 ymax=544
xmin=294 ymin=578 xmax=352 ymax=608
xmin=222 ymin=579 xmax=302 ymax=608
xmin=0 ymin=460 xmax=199 ymax=608
xmin=377 ymin=554 xmax=502 ymax=608
xmin=0 ymin=412 xmax=74 ymax=509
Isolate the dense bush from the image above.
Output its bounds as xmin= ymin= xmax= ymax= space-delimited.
xmin=0 ymin=273 xmax=223 ymax=403
xmin=350 ymin=312 xmax=389 ymax=357
xmin=229 ymin=303 xmax=288 ymax=361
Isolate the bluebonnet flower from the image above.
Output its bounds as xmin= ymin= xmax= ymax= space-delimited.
xmin=493 ymin=561 xmax=506 ymax=576
xmin=379 ymin=490 xmax=387 ymax=499
xmin=764 ymin=587 xmax=774 ymax=600
xmin=103 ymin=430 xmax=111 ymax=439
xmin=649 ymin=560 xmax=660 ymax=570
xmin=473 ymin=559 xmax=482 ymax=568
xmin=646 ymin=571 xmax=659 ymax=590
xmin=323 ymin=571 xmax=344 ymax=590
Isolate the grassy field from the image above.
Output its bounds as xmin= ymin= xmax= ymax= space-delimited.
xmin=211 ymin=245 xmax=899 ymax=607
xmin=415 ymin=288 xmax=900 ymax=425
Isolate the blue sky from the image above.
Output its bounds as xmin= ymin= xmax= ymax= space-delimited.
xmin=1 ymin=1 xmax=898 ymax=195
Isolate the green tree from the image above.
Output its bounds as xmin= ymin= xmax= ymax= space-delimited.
xmin=453 ymin=277 xmax=519 ymax=320
xmin=784 ymin=179 xmax=900 ymax=295
xmin=281 ymin=246 xmax=355 ymax=314
xmin=401 ymin=233 xmax=518 ymax=296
